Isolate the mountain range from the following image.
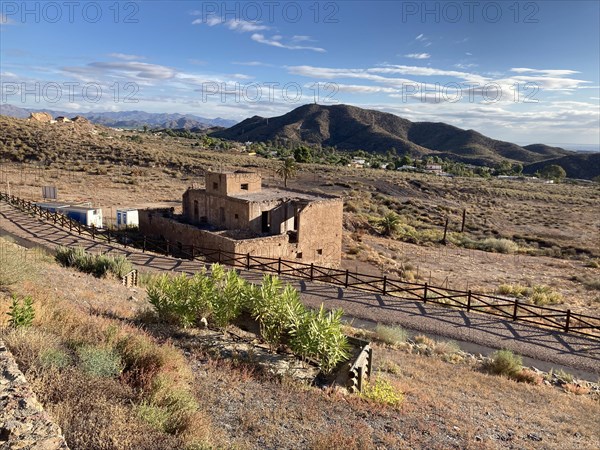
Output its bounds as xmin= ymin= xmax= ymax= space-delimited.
xmin=0 ymin=104 xmax=237 ymax=130
xmin=212 ymin=103 xmax=599 ymax=179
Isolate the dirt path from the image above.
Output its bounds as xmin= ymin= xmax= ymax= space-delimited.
xmin=1 ymin=201 xmax=599 ymax=377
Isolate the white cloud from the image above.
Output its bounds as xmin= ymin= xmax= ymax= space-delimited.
xmin=62 ymin=61 xmax=177 ymax=80
xmin=454 ymin=63 xmax=478 ymax=70
xmin=232 ymin=61 xmax=272 ymax=67
xmin=416 ymin=34 xmax=425 ymax=40
xmin=192 ymin=17 xmax=270 ymax=32
xmin=108 ymin=53 xmax=145 ymax=61
xmin=510 ymin=68 xmax=580 ymax=76
xmin=232 ymin=73 xmax=254 ymax=80
xmin=291 ymin=35 xmax=313 ymax=42
xmin=251 ymin=34 xmax=326 ymax=52
xmin=404 ymin=53 xmax=430 ymax=60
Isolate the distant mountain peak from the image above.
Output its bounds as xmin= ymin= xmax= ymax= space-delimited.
xmin=0 ymin=104 xmax=237 ymax=129
xmin=211 ymin=103 xmax=572 ymax=166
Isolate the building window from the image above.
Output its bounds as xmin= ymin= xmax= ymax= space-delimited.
xmin=213 ymin=182 xmax=218 ymax=190
xmin=234 ymin=214 xmax=239 ymax=219
xmin=241 ymin=183 xmax=249 ymax=190
xmin=296 ymin=252 xmax=303 ymax=259
xmin=317 ymin=249 xmax=323 ymax=255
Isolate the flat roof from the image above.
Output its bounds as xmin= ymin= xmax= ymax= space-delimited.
xmin=228 ymin=187 xmax=337 ymax=203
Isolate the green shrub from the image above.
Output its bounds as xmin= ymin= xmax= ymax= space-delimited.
xmin=497 ymin=283 xmax=529 ymax=297
xmin=146 ymin=264 xmax=255 ymax=328
xmin=38 ymin=348 xmax=72 ymax=369
xmin=361 ymin=377 xmax=403 ymax=408
xmin=479 ymin=238 xmax=519 ymax=254
xmin=249 ymin=275 xmax=296 ymax=347
xmin=141 ymin=375 xmax=199 ymax=433
xmin=55 ymin=246 xmax=132 ymax=278
xmin=7 ymin=295 xmax=35 ymax=328
xmin=374 ymin=324 xmax=408 ymax=346
xmin=77 ymin=345 xmax=123 ymax=378
xmin=147 ymin=268 xmax=351 ymax=374
xmin=210 ymin=265 xmax=252 ymax=327
xmin=530 ymin=285 xmax=563 ymax=305
xmin=289 ymin=305 xmax=351 ymax=374
xmin=484 ymin=349 xmax=523 ymax=378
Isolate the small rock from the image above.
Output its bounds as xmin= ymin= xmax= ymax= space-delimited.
xmin=475 ymin=436 xmax=482 ymax=442
xmin=527 ymin=433 xmax=542 ymax=441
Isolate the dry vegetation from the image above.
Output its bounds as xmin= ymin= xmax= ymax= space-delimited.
xmin=1 ymin=115 xmax=599 ymax=316
xmin=0 ymin=239 xmax=598 ymax=449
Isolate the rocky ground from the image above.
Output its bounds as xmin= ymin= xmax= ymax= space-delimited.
xmin=0 ymin=340 xmax=68 ymax=450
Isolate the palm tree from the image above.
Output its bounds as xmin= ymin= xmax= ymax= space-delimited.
xmin=276 ymin=158 xmax=297 ymax=188
xmin=379 ymin=212 xmax=401 ymax=236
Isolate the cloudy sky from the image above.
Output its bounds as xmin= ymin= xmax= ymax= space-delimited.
xmin=1 ymin=1 xmax=599 ymax=146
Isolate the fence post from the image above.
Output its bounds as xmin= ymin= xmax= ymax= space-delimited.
xmin=382 ymin=276 xmax=387 ymax=295
xmin=278 ymin=257 xmax=281 ymax=275
xmin=423 ymin=283 xmax=428 ymax=303
xmin=513 ymin=300 xmax=519 ymax=321
xmin=107 ymin=230 xmax=111 ymax=244
xmin=246 ymin=253 xmax=250 ymax=270
xmin=143 ymin=236 xmax=147 ymax=253
xmin=345 ymin=269 xmax=349 ymax=288
xmin=91 ymin=225 xmax=95 ymax=240
xmin=310 ymin=263 xmax=314 ymax=281
xmin=564 ymin=309 xmax=571 ymax=332
xmin=191 ymin=245 xmax=195 ymax=259
xmin=166 ymin=240 xmax=170 ymax=256
xmin=467 ymin=290 xmax=472 ymax=311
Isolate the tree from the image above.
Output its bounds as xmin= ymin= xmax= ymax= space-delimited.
xmin=276 ymin=158 xmax=298 ymax=188
xmin=293 ymin=146 xmax=312 ymax=163
xmin=378 ymin=212 xmax=401 ymax=237
xmin=540 ymin=164 xmax=566 ymax=181
xmin=512 ymin=163 xmax=523 ymax=175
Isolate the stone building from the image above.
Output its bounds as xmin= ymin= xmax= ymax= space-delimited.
xmin=139 ymin=170 xmax=343 ymax=266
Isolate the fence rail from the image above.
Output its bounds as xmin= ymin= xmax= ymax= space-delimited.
xmin=2 ymin=191 xmax=599 ymax=340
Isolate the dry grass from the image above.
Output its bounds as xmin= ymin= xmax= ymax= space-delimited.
xmin=0 ymin=239 xmax=599 ymax=449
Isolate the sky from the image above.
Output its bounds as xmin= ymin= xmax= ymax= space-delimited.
xmin=1 ymin=0 xmax=599 ymax=146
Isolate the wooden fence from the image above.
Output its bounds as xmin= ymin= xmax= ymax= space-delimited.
xmin=2 ymin=192 xmax=599 ymax=340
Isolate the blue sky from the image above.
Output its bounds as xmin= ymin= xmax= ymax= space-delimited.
xmin=1 ymin=1 xmax=599 ymax=145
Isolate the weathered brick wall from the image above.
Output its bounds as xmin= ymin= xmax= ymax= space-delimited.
xmin=295 ymin=199 xmax=343 ymax=266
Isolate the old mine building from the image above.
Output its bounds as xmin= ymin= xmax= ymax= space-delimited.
xmin=139 ymin=170 xmax=343 ymax=266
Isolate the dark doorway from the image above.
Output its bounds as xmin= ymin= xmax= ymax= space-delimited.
xmin=261 ymin=211 xmax=271 ymax=233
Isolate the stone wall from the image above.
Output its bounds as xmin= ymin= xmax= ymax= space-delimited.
xmin=139 ymin=205 xmax=342 ymax=267
xmin=1 ymin=340 xmax=68 ymax=449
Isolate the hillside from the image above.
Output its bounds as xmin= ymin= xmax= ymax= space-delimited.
xmin=212 ymin=104 xmax=575 ymax=167
xmin=524 ymin=152 xmax=600 ymax=180
xmin=0 ymin=104 xmax=236 ymax=129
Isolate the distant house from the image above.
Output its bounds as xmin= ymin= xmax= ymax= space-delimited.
xmin=424 ymin=164 xmax=443 ymax=174
xmin=349 ymin=158 xmax=366 ymax=168
xmin=397 ymin=165 xmax=417 ymax=171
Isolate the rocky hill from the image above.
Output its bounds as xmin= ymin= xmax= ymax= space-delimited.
xmin=524 ymin=152 xmax=600 ymax=180
xmin=0 ymin=104 xmax=236 ymax=130
xmin=212 ymin=104 xmax=578 ymax=167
